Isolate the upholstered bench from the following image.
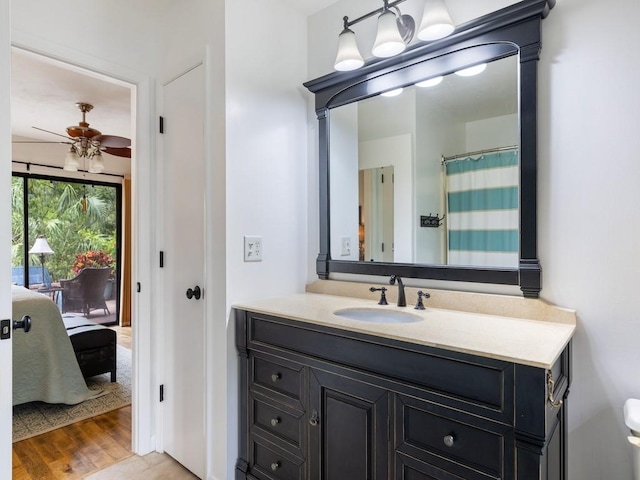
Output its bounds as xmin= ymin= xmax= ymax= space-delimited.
xmin=62 ymin=315 xmax=117 ymax=382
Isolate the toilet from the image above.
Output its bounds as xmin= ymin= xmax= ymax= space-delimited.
xmin=624 ymin=398 xmax=640 ymax=479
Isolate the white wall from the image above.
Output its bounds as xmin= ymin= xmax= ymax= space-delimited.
xmin=330 ymin=103 xmax=360 ymax=261
xmin=466 ymin=113 xmax=517 ymax=152
xmin=225 ymin=3 xmax=309 ymax=478
xmin=538 ymin=0 xmax=640 ymax=478
xmin=308 ymin=1 xmax=640 ymax=479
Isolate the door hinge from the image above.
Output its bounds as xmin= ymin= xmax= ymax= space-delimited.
xmin=381 ymin=173 xmax=384 ymax=184
xmin=136 ymin=282 xmax=141 ymax=293
xmin=159 ymin=251 xmax=164 ymax=268
xmin=381 ymin=242 xmax=385 ymax=252
xmin=160 ymin=384 xmax=165 ymax=402
xmin=159 ymin=116 xmax=164 ymax=134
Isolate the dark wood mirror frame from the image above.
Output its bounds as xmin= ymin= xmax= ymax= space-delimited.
xmin=304 ymin=0 xmax=555 ymax=298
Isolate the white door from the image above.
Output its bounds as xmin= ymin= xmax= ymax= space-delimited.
xmin=161 ymin=64 xmax=206 ymax=478
xmin=0 ymin=1 xmax=12 ymax=476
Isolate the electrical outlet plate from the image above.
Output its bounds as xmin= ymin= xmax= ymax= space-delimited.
xmin=341 ymin=236 xmax=351 ymax=256
xmin=244 ymin=235 xmax=262 ymax=262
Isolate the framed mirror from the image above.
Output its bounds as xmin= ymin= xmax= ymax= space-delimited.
xmin=304 ymin=0 xmax=555 ymax=298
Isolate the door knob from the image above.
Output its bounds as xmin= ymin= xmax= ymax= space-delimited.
xmin=13 ymin=315 xmax=32 ymax=333
xmin=186 ymin=286 xmax=201 ymax=300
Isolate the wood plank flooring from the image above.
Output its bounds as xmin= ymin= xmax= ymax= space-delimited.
xmin=12 ymin=326 xmax=134 ymax=479
xmin=12 ymin=406 xmax=132 ymax=480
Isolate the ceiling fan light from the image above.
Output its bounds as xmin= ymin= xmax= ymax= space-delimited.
xmin=63 ymin=147 xmax=80 ymax=171
xmin=335 ymin=27 xmax=365 ymax=71
xmin=372 ymin=10 xmax=406 ymax=58
xmin=88 ymin=153 xmax=105 ymax=174
xmin=417 ymin=0 xmax=455 ymax=42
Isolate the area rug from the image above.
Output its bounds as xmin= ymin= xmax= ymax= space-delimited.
xmin=12 ymin=344 xmax=132 ymax=442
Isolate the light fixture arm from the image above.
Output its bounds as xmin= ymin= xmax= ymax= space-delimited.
xmin=342 ymin=0 xmax=407 ymax=29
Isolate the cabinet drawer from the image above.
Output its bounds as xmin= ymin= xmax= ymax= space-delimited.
xmin=252 ymin=354 xmax=305 ymax=406
xmin=395 ymin=395 xmax=513 ymax=479
xmin=250 ymin=435 xmax=305 ymax=480
xmin=251 ymin=395 xmax=304 ymax=450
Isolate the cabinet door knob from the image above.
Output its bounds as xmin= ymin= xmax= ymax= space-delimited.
xmin=271 ymin=461 xmax=280 ymax=471
xmin=443 ymin=434 xmax=455 ymax=447
xmin=271 ymin=373 xmax=281 ymax=382
xmin=309 ymin=410 xmax=319 ymax=427
xmin=270 ymin=417 xmax=281 ymax=427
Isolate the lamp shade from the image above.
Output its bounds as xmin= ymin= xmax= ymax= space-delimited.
xmin=88 ymin=152 xmax=105 ymax=173
xmin=372 ymin=10 xmax=406 ymax=58
xmin=29 ymin=236 xmax=54 ymax=255
xmin=335 ymin=27 xmax=365 ymax=71
xmin=417 ymin=0 xmax=455 ymax=41
xmin=63 ymin=147 xmax=80 ymax=172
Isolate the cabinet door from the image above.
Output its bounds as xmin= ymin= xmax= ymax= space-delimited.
xmin=309 ymin=368 xmax=389 ymax=480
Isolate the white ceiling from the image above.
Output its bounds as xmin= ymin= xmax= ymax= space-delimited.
xmin=11 ymin=48 xmax=133 ymax=177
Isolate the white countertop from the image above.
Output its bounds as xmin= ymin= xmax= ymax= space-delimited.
xmin=234 ymin=292 xmax=576 ymax=369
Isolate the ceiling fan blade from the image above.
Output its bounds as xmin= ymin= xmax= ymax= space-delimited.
xmin=12 ymin=140 xmax=72 ymax=144
xmin=94 ymin=135 xmax=131 ymax=148
xmin=102 ymin=146 xmax=131 ymax=158
xmin=32 ymin=126 xmax=75 ymax=141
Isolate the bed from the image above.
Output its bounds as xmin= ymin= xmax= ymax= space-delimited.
xmin=11 ymin=285 xmax=103 ymax=406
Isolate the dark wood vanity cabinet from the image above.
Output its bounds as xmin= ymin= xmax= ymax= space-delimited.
xmin=235 ymin=309 xmax=571 ymax=480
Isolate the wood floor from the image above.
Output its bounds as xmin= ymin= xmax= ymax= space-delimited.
xmin=12 ymin=406 xmax=132 ymax=480
xmin=12 ymin=326 xmax=134 ymax=480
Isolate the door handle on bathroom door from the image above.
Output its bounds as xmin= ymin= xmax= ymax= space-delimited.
xmin=186 ymin=286 xmax=201 ymax=300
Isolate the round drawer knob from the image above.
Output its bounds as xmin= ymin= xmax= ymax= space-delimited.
xmin=271 ymin=373 xmax=281 ymax=382
xmin=271 ymin=461 xmax=281 ymax=471
xmin=270 ymin=417 xmax=281 ymax=427
xmin=443 ymin=434 xmax=455 ymax=448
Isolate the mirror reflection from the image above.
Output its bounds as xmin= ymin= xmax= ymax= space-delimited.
xmin=329 ymin=54 xmax=519 ymax=268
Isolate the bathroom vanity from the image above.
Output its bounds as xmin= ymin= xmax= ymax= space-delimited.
xmin=235 ymin=288 xmax=575 ymax=480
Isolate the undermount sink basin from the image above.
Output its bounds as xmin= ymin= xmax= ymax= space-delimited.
xmin=333 ymin=308 xmax=423 ymax=324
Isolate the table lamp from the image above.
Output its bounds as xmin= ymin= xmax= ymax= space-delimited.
xmin=29 ymin=235 xmax=54 ymax=288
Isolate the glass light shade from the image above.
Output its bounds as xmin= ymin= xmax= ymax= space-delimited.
xmin=454 ymin=63 xmax=487 ymax=77
xmin=88 ymin=153 xmax=105 ymax=173
xmin=416 ymin=76 xmax=443 ymax=87
xmin=29 ymin=236 xmax=54 ymax=255
xmin=417 ymin=0 xmax=455 ymax=41
xmin=63 ymin=147 xmax=80 ymax=171
xmin=381 ymin=87 xmax=404 ymax=97
xmin=334 ymin=28 xmax=364 ymax=71
xmin=372 ymin=10 xmax=406 ymax=58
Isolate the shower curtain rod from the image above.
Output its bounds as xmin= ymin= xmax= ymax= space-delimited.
xmin=441 ymin=145 xmax=517 ymax=164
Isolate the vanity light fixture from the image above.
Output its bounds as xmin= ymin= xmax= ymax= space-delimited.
xmin=454 ymin=63 xmax=487 ymax=77
xmin=334 ymin=0 xmax=455 ymax=71
xmin=416 ymin=75 xmax=443 ymax=87
xmin=381 ymin=87 xmax=404 ymax=97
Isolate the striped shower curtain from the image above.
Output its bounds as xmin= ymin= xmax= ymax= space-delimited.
xmin=444 ymin=150 xmax=519 ymax=267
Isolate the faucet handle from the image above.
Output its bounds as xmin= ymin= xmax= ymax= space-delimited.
xmin=415 ymin=290 xmax=430 ymax=310
xmin=369 ymin=286 xmax=388 ymax=305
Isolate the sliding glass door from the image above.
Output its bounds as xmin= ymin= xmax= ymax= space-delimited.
xmin=11 ymin=174 xmax=122 ymax=325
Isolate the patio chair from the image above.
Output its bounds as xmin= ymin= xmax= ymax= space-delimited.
xmin=60 ymin=267 xmax=112 ymax=317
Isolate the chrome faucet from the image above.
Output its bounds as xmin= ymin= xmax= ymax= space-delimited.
xmin=389 ymin=275 xmax=406 ymax=307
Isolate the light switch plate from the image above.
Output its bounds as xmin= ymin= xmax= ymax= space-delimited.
xmin=244 ymin=235 xmax=263 ymax=262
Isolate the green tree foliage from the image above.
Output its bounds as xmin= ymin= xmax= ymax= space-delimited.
xmin=11 ymin=177 xmax=117 ymax=282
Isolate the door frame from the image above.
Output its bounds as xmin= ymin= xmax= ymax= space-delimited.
xmin=7 ymin=33 xmax=157 ymax=455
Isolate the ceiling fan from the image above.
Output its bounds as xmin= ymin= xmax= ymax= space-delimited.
xmin=14 ymin=102 xmax=131 ymax=173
